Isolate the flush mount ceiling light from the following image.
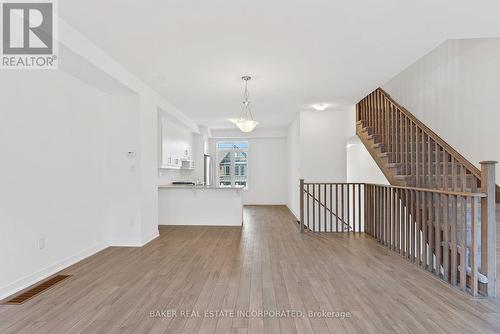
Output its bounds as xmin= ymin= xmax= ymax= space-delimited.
xmin=312 ymin=103 xmax=329 ymax=111
xmin=234 ymin=76 xmax=258 ymax=133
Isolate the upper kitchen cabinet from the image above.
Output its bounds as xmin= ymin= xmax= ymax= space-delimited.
xmin=159 ymin=113 xmax=194 ymax=170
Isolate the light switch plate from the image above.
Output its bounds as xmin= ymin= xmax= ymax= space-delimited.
xmin=38 ymin=238 xmax=45 ymax=250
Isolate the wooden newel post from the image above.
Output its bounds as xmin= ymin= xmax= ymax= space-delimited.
xmin=300 ymin=179 xmax=305 ymax=233
xmin=480 ymin=161 xmax=497 ymax=297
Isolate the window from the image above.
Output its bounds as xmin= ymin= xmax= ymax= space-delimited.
xmin=235 ymin=165 xmax=245 ymax=176
xmin=216 ymin=141 xmax=248 ymax=188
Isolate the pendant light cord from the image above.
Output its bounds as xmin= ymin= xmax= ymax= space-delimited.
xmin=239 ymin=77 xmax=256 ymax=121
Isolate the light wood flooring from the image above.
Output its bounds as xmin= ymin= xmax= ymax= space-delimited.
xmin=1 ymin=205 xmax=500 ymax=333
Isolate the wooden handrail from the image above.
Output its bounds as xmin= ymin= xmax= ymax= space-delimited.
xmin=298 ymin=180 xmax=496 ymax=297
xmin=299 ymin=88 xmax=498 ymax=297
xmin=377 ymin=88 xmax=483 ymax=180
xmin=360 ymin=88 xmax=500 ymax=200
xmin=363 ymin=183 xmax=486 ymax=198
xmin=304 ymin=182 xmax=486 ymax=198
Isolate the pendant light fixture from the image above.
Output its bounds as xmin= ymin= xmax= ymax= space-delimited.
xmin=235 ymin=75 xmax=258 ymax=133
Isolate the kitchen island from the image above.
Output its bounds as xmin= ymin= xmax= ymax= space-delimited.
xmin=158 ymin=185 xmax=243 ymax=226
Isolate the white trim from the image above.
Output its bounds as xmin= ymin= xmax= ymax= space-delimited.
xmin=286 ymin=204 xmax=300 ymax=220
xmin=1 ymin=231 xmax=160 ymax=300
xmin=108 ymin=230 xmax=159 ymax=247
xmin=141 ymin=230 xmax=160 ymax=246
xmin=244 ymin=202 xmax=287 ymax=206
xmin=0 ymin=242 xmax=108 ymax=300
xmin=108 ymin=239 xmax=143 ymax=247
xmin=160 ymin=221 xmax=242 ymax=227
xmin=1 ymin=230 xmax=161 ymax=300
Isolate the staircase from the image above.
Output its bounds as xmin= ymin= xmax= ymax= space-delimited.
xmin=354 ymin=88 xmax=498 ymax=297
xmin=298 ymin=88 xmax=496 ymax=296
xmin=356 ymin=88 xmax=500 ymax=201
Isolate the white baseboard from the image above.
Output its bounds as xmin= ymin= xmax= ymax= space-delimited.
xmin=141 ymin=230 xmax=159 ymax=246
xmin=243 ymin=202 xmax=287 ymax=206
xmin=286 ymin=205 xmax=299 ymax=220
xmin=109 ymin=230 xmax=159 ymax=247
xmin=160 ymin=221 xmax=242 ymax=227
xmin=108 ymin=239 xmax=143 ymax=247
xmin=0 ymin=242 xmax=108 ymax=301
xmin=1 ymin=229 xmax=161 ymax=300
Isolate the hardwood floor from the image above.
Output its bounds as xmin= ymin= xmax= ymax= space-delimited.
xmin=1 ymin=205 xmax=500 ymax=333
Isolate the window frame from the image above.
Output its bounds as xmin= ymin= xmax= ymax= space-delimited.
xmin=216 ymin=141 xmax=249 ymax=189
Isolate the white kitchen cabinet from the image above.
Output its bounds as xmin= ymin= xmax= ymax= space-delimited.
xmin=160 ymin=114 xmax=194 ymax=169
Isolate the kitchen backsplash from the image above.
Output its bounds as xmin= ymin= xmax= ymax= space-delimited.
xmin=158 ymin=166 xmax=203 ymax=185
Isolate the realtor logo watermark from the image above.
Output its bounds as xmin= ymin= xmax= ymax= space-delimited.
xmin=1 ymin=0 xmax=58 ymax=69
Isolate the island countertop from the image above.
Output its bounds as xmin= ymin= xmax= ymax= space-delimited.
xmin=158 ymin=184 xmax=243 ymax=226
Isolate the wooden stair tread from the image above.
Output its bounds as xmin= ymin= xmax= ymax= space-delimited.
xmin=357 ymin=88 xmax=499 ymax=297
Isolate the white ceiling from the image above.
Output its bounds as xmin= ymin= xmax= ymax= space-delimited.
xmin=60 ymin=0 xmax=500 ymax=130
xmin=59 ymin=45 xmax=136 ymax=95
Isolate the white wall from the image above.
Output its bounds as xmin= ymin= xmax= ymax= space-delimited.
xmin=285 ymin=108 xmax=355 ymax=218
xmin=243 ymin=138 xmax=287 ymax=205
xmin=286 ymin=116 xmax=301 ymax=217
xmin=58 ymin=18 xmax=201 ymax=248
xmin=104 ymin=95 xmax=142 ymax=246
xmin=346 ymin=136 xmax=389 ymax=184
xmin=0 ymin=19 xmax=204 ymax=299
xmin=299 ymin=109 xmax=352 ymax=182
xmin=383 ymin=38 xmax=500 ymax=179
xmin=209 ymin=131 xmax=287 ymax=205
xmin=0 ymin=70 xmax=111 ymax=298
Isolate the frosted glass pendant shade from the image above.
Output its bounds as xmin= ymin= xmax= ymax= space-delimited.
xmin=234 ymin=76 xmax=258 ymax=133
xmin=235 ymin=119 xmax=258 ymax=132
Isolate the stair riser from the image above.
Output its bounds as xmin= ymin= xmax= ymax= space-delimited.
xmin=395 ymin=178 xmax=479 ymax=190
xmin=397 ymin=175 xmax=478 ymax=182
xmin=391 ymin=169 xmax=479 ymax=181
xmin=361 ymin=125 xmax=451 ymax=143
xmin=363 ymin=129 xmax=449 ymax=146
xmin=410 ymin=181 xmax=478 ymax=190
xmin=389 ymin=164 xmax=477 ymax=174
xmin=386 ymin=152 xmax=449 ymax=161
xmin=357 ymin=124 xmax=488 ymax=197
